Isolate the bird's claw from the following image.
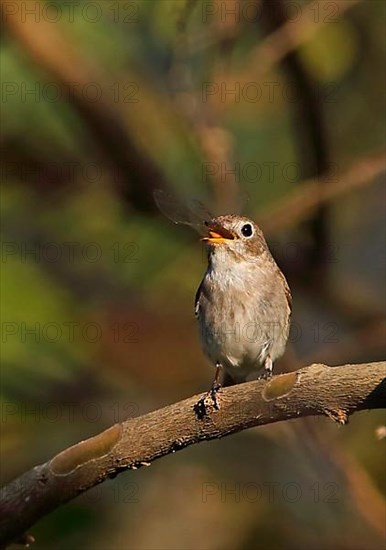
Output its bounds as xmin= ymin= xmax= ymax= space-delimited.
xmin=210 ymin=382 xmax=221 ymax=409
xmin=193 ymin=397 xmax=207 ymax=420
xmin=194 ymin=383 xmax=221 ymax=420
xmin=258 ymin=369 xmax=273 ymax=381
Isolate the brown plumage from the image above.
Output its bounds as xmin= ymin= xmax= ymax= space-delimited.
xmin=195 ymin=214 xmax=291 ymax=384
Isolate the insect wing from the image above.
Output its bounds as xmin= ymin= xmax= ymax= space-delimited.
xmin=153 ymin=189 xmax=212 ymax=235
xmin=185 ymin=197 xmax=213 ymax=230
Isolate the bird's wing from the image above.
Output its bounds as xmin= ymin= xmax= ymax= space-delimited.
xmin=281 ymin=271 xmax=292 ymax=315
xmin=194 ymin=280 xmax=203 ymax=318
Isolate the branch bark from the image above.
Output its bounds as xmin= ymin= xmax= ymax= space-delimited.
xmin=1 ymin=361 xmax=385 ymax=547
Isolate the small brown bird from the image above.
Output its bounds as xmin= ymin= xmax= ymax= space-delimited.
xmin=154 ymin=191 xmax=292 ymax=411
xmin=197 ymin=215 xmax=291 ymax=387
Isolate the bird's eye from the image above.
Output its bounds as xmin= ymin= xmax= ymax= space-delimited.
xmin=241 ymin=223 xmax=253 ymax=237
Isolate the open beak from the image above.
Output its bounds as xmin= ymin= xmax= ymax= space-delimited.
xmin=202 ymin=225 xmax=235 ymax=244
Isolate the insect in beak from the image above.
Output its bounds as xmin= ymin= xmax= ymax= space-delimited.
xmin=202 ymin=226 xmax=235 ymax=244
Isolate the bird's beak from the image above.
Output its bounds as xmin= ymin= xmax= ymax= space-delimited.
xmin=202 ymin=225 xmax=235 ymax=244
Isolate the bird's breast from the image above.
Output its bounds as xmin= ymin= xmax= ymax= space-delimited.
xmin=196 ymin=260 xmax=290 ymax=375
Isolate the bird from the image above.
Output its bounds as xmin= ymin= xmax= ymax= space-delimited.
xmin=195 ymin=215 xmax=292 ymax=408
xmin=153 ymin=191 xmax=292 ymax=416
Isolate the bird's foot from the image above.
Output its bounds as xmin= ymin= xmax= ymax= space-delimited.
xmin=210 ymin=382 xmax=221 ymax=409
xmin=258 ymin=356 xmax=273 ymax=380
xmin=257 ymin=369 xmax=273 ymax=381
xmin=193 ymin=382 xmax=221 ymax=420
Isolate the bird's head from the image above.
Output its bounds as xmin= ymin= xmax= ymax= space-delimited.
xmin=202 ymin=215 xmax=268 ymax=260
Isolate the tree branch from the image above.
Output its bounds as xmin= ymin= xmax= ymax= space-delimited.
xmin=245 ymin=0 xmax=361 ymax=78
xmin=259 ymin=150 xmax=386 ymax=235
xmin=1 ymin=361 xmax=385 ymax=547
xmin=2 ymin=2 xmax=164 ymax=212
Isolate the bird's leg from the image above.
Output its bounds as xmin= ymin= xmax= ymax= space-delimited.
xmin=209 ymin=362 xmax=222 ymax=408
xmin=258 ymin=355 xmax=273 ymax=380
xmin=194 ymin=363 xmax=223 ymax=419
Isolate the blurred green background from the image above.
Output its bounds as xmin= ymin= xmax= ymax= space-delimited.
xmin=1 ymin=1 xmax=385 ymax=549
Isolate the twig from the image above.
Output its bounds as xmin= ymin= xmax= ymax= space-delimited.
xmin=1 ymin=1 xmax=164 ymax=211
xmin=246 ymin=0 xmax=362 ymax=79
xmin=259 ymin=150 xmax=386 ymax=235
xmin=0 ymin=361 xmax=385 ymax=547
